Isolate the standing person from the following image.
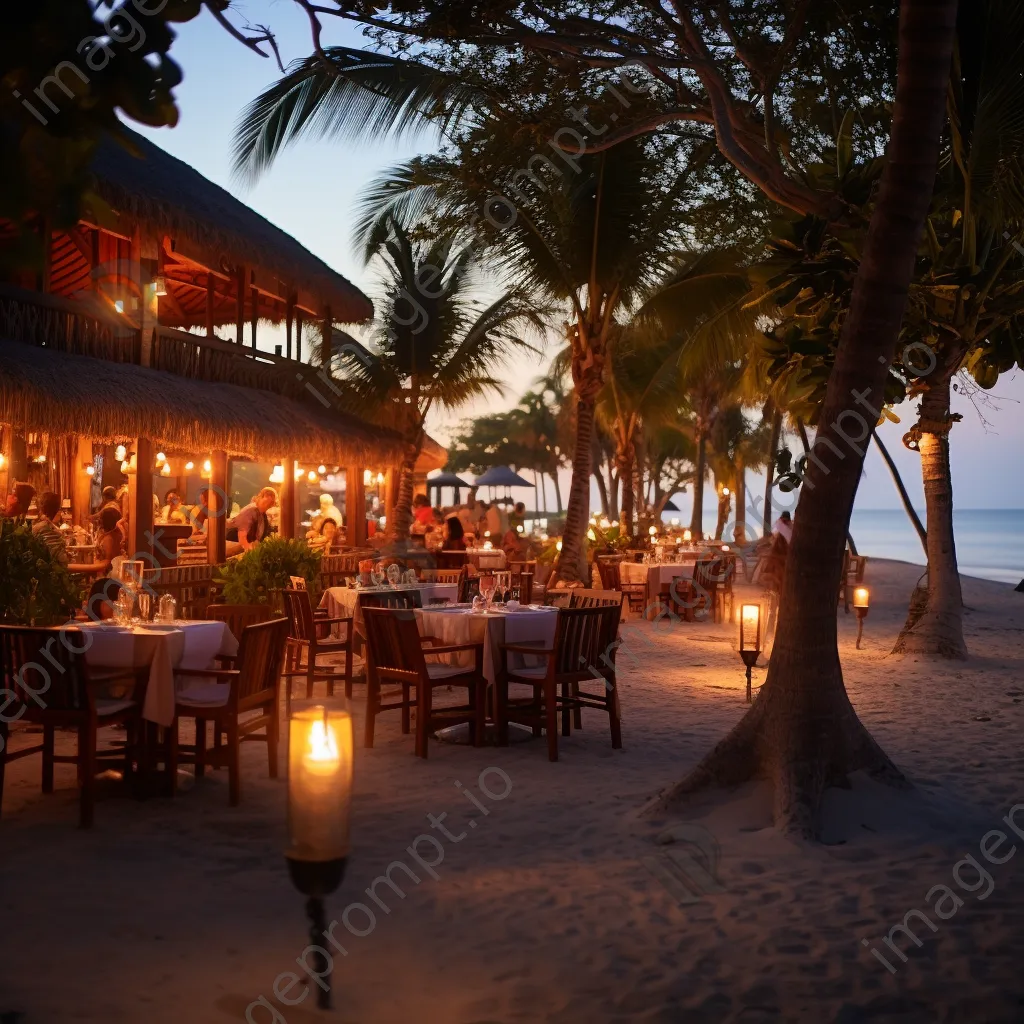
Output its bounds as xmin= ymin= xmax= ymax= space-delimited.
xmin=484 ymin=501 xmax=502 ymax=539
xmin=444 ymin=515 xmax=467 ymax=551
xmin=230 ymin=487 xmax=277 ymax=552
xmin=3 ymin=483 xmax=35 ymax=518
xmin=32 ymin=491 xmax=69 ymax=566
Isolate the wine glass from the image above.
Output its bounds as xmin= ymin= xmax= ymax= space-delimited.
xmin=480 ymin=575 xmax=496 ymax=608
xmin=138 ymin=591 xmax=152 ymax=623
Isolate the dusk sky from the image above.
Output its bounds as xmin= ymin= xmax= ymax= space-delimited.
xmin=134 ymin=3 xmax=1024 ymax=516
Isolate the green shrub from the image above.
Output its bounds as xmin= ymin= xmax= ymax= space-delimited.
xmin=0 ymin=518 xmax=83 ymax=625
xmin=216 ymin=537 xmax=321 ymax=605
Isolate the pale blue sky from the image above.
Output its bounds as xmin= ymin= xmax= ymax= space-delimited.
xmin=134 ymin=3 xmax=1024 ymax=515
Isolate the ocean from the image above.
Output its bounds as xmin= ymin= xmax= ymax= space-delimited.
xmin=848 ymin=508 xmax=1024 ymax=586
xmin=657 ymin=507 xmax=1024 ymax=586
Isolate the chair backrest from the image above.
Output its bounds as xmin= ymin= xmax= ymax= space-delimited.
xmin=205 ymin=603 xmax=274 ymax=640
xmin=569 ymin=589 xmax=625 ymax=609
xmin=320 ymin=569 xmax=358 ymax=590
xmin=510 ymin=573 xmax=534 ymax=603
xmin=420 ymin=568 xmax=464 ymax=585
xmin=458 ymin=574 xmax=481 ymax=603
xmin=595 ymin=557 xmax=622 ymax=591
xmin=142 ymin=563 xmax=219 ymax=619
xmin=508 ymin=560 xmax=537 ymax=576
xmin=438 ymin=550 xmax=468 ymax=570
xmin=282 ymin=587 xmax=319 ymax=642
xmin=361 ymin=607 xmax=426 ymax=680
xmin=552 ymin=605 xmax=621 ymax=679
xmin=357 ymin=589 xmax=423 ymax=611
xmin=848 ymin=554 xmax=867 ymax=581
xmin=0 ymin=625 xmax=91 ymax=715
xmin=693 ymin=555 xmax=727 ymax=591
xmin=288 ymin=575 xmax=308 ymax=591
xmin=321 ymin=553 xmax=365 ymax=574
xmin=234 ymin=618 xmax=289 ymax=704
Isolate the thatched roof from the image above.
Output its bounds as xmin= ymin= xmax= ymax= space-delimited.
xmin=89 ymin=128 xmax=373 ymax=324
xmin=0 ymin=341 xmax=402 ymax=465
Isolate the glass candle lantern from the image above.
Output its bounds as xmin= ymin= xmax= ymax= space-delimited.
xmin=287 ymin=701 xmax=354 ymax=872
xmin=853 ymin=587 xmax=870 ymax=610
xmin=739 ymin=603 xmax=761 ymax=653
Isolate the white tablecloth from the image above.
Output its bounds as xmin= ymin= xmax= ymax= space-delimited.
xmin=621 ymin=562 xmax=696 ymax=590
xmin=321 ymin=584 xmax=460 ymax=636
xmin=414 ymin=606 xmax=557 ymax=686
xmin=81 ymin=620 xmax=237 ymax=726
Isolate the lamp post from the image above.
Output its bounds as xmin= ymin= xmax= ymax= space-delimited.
xmin=286 ymin=699 xmax=353 ymax=1010
xmin=853 ymin=587 xmax=870 ymax=649
xmin=738 ymin=603 xmax=761 ymax=704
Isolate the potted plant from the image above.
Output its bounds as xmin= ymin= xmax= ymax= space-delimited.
xmin=0 ymin=518 xmax=83 ymax=625
xmin=216 ymin=537 xmax=321 ymax=608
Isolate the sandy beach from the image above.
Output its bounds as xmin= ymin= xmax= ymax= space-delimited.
xmin=3 ymin=557 xmax=1024 ymax=1024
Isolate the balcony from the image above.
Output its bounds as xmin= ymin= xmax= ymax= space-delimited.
xmin=0 ymin=284 xmax=312 ymax=402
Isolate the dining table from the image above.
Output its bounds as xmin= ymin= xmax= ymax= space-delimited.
xmin=79 ymin=619 xmax=238 ymax=726
xmin=320 ymin=583 xmax=461 ymax=638
xmin=414 ymin=603 xmax=558 ymax=686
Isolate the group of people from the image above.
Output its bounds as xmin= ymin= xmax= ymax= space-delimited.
xmin=411 ymin=493 xmax=529 ymax=559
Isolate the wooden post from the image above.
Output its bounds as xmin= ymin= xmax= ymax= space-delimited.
xmin=0 ymin=426 xmax=10 ymax=503
xmin=321 ymin=306 xmax=333 ymax=368
xmin=346 ymin=467 xmax=367 ymax=547
xmin=295 ymin=310 xmax=303 ymax=363
xmin=206 ymin=272 xmax=216 ymax=339
xmin=133 ymin=229 xmax=160 ymax=368
xmin=285 ymin=296 xmax=294 ymax=360
xmin=279 ymin=459 xmax=296 ymax=540
xmin=72 ymin=436 xmax=93 ymax=526
xmin=39 ymin=217 xmax=52 ymax=293
xmin=251 ymin=280 xmax=259 ymax=351
xmin=207 ymin=450 xmax=228 ymax=565
xmin=235 ymin=265 xmax=246 ymax=345
xmin=384 ymin=467 xmax=396 ymax=525
xmin=127 ymin=438 xmax=154 ymax=558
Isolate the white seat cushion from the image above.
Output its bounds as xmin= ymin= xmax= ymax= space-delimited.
xmin=425 ymin=662 xmax=472 ymax=680
xmin=177 ymin=684 xmax=231 ymax=707
xmin=95 ymin=698 xmax=136 ymax=717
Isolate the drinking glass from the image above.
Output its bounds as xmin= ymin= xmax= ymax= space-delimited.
xmin=138 ymin=591 xmax=152 ymax=623
xmin=115 ymin=590 xmax=134 ymax=626
xmin=480 ymin=576 xmax=496 ymax=608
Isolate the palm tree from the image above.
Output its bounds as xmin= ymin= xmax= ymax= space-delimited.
xmin=337 ymin=218 xmax=544 ymax=541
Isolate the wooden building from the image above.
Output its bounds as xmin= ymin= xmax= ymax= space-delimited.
xmin=0 ymin=127 xmax=444 ymax=564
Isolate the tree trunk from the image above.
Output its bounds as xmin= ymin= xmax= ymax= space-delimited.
xmin=553 ymin=470 xmax=563 ymax=513
xmin=763 ymin=408 xmax=782 ymax=535
xmin=797 ymin=417 xmax=860 ymax=559
xmin=735 ymin=461 xmax=747 ymax=545
xmin=618 ymin=444 xmax=636 ymax=538
xmin=646 ymin=0 xmax=957 ymax=837
xmin=713 ymin=476 xmax=730 ymax=541
xmin=556 ymin=393 xmax=599 ymax=583
xmin=689 ymin=430 xmax=706 ymax=537
xmin=388 ymin=434 xmax=422 ymax=545
xmin=872 ymin=429 xmax=928 ymax=554
xmin=594 ymin=467 xmax=610 ymax=520
xmin=892 ymin=373 xmax=967 ymax=658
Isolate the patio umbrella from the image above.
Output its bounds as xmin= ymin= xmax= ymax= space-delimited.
xmin=473 ymin=465 xmax=532 ymax=503
xmin=427 ymin=471 xmax=471 ymax=505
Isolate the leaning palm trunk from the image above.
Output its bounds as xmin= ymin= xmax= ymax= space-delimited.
xmin=893 ymin=374 xmax=967 ymax=658
xmin=617 ymin=443 xmax=636 ymax=538
xmin=872 ymin=429 xmax=927 ymax=554
xmin=714 ymin=480 xmax=730 ymax=540
xmin=645 ymin=0 xmax=957 ymax=836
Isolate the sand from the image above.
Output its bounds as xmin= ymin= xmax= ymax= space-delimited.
xmin=2 ymin=558 xmax=1023 ymax=1024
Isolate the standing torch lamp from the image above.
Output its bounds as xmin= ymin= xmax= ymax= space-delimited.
xmin=738 ymin=603 xmax=761 ymax=704
xmin=286 ymin=699 xmax=354 ymax=1010
xmin=853 ymin=587 xmax=870 ymax=649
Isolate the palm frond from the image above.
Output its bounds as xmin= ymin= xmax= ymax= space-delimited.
xmin=232 ymin=47 xmax=487 ymax=185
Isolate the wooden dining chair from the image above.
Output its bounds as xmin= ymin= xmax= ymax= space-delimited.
xmin=692 ymin=556 xmax=731 ymax=623
xmin=606 ymin=558 xmax=646 ymax=615
xmin=169 ymin=618 xmax=289 ymax=806
xmin=495 ymin=605 xmax=623 ymax=761
xmin=569 ymin=589 xmax=626 ymax=610
xmin=0 ymin=625 xmax=140 ymax=828
xmin=458 ymin=574 xmax=482 ymax=603
xmin=282 ymin=588 xmax=354 ymax=708
xmin=419 ymin=568 xmax=464 ymax=585
xmin=356 ymin=589 xmax=423 ymax=611
xmin=361 ymin=608 xmax=486 ymax=757
xmin=437 ymin=550 xmax=468 ymax=571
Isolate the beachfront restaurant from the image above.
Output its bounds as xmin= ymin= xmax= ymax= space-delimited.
xmin=0 ymin=127 xmax=444 ymax=562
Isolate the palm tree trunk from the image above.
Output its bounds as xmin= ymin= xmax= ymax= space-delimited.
xmin=872 ymin=429 xmax=927 ymax=554
xmin=647 ymin=0 xmax=957 ymax=836
xmin=892 ymin=373 xmax=967 ymax=658
xmin=556 ymin=393 xmax=599 ymax=583
xmin=735 ymin=460 xmax=747 ymax=545
xmin=594 ymin=468 xmax=610 ymax=520
xmin=714 ymin=476 xmax=730 ymax=541
xmin=763 ymin=407 xmax=782 ymax=535
xmin=618 ymin=444 xmax=635 ymax=538
xmin=389 ymin=435 xmax=422 ymax=545
xmin=553 ymin=470 xmax=563 ymax=513
xmin=689 ymin=430 xmax=707 ymax=537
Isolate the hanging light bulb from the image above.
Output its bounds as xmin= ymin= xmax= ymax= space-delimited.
xmin=317 ymin=465 xmax=327 ymax=475
xmin=203 ymin=459 xmax=212 ymax=474
xmin=156 ymin=452 xmax=166 ymax=464
xmin=85 ymin=465 xmax=95 ymax=477
xmin=294 ymin=465 xmax=304 ymax=480
xmin=114 ymin=444 xmax=127 ymax=462
xmin=363 ymin=470 xmax=372 ymax=486
xmin=269 ymin=464 xmax=285 ymax=485
xmin=307 ymin=470 xmax=318 ymax=483
xmin=153 ymin=274 xmax=168 ymax=297
xmin=160 ymin=463 xmax=171 ymax=477
xmin=120 ymin=460 xmax=131 ymax=475
xmin=184 ymin=461 xmax=194 ymax=472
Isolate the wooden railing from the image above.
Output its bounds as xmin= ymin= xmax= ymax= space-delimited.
xmin=0 ymin=284 xmax=140 ymax=363
xmin=0 ymin=286 xmax=315 ymax=399
xmin=150 ymin=326 xmax=306 ymax=399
